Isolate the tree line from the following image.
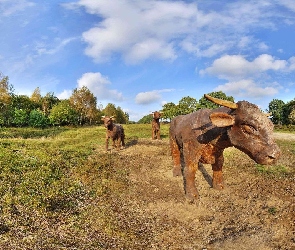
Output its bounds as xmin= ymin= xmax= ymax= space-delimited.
xmin=0 ymin=73 xmax=129 ymax=128
xmin=2 ymin=72 xmax=295 ymax=127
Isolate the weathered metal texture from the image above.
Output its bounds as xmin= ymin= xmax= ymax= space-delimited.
xmin=169 ymin=95 xmax=280 ymax=203
xmin=151 ymin=111 xmax=162 ymax=140
xmin=101 ymin=116 xmax=125 ymax=151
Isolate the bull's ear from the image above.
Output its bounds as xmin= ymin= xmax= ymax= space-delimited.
xmin=210 ymin=112 xmax=235 ymax=127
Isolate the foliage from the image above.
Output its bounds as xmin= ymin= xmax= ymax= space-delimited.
xmin=162 ymin=102 xmax=178 ymax=121
xmin=288 ymin=108 xmax=295 ymax=125
xmin=137 ymin=114 xmax=153 ymax=124
xmin=102 ymin=103 xmax=128 ymax=124
xmin=49 ymin=100 xmax=79 ymax=126
xmin=178 ymin=96 xmax=199 ymax=115
xmin=69 ymin=86 xmax=98 ymax=125
xmin=198 ymin=91 xmax=235 ymax=109
xmin=268 ymin=99 xmax=285 ymax=125
xmin=28 ymin=109 xmax=49 ymax=128
xmin=13 ymin=108 xmax=28 ymax=127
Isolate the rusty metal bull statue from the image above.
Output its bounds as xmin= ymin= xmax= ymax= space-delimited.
xmin=101 ymin=116 xmax=125 ymax=151
xmin=150 ymin=111 xmax=162 ymax=140
xmin=169 ymin=94 xmax=280 ymax=203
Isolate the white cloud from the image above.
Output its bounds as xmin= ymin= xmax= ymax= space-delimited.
xmin=214 ymin=79 xmax=279 ymax=98
xmin=57 ymin=89 xmax=72 ymax=100
xmin=201 ymin=54 xmax=287 ymax=80
xmin=77 ymin=72 xmax=123 ymax=101
xmin=135 ymin=89 xmax=174 ymax=105
xmin=0 ymin=0 xmax=35 ymax=17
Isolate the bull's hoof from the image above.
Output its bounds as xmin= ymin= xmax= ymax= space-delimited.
xmin=173 ymin=166 xmax=182 ymax=176
xmin=185 ymin=193 xmax=200 ymax=205
xmin=212 ymin=182 xmax=225 ymax=190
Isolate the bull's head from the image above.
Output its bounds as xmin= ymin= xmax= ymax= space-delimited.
xmin=151 ymin=111 xmax=162 ymax=120
xmin=101 ymin=115 xmax=115 ymax=128
xmin=205 ymin=94 xmax=281 ymax=165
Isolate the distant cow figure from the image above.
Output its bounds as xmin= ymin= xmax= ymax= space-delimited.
xmin=151 ymin=111 xmax=162 ymax=140
xmin=169 ymin=94 xmax=280 ymax=203
xmin=101 ymin=116 xmax=125 ymax=151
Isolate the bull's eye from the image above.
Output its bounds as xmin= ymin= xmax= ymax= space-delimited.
xmin=241 ymin=124 xmax=256 ymax=135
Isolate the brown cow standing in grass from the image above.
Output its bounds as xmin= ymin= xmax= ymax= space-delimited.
xmin=151 ymin=111 xmax=162 ymax=140
xmin=101 ymin=116 xmax=125 ymax=151
xmin=169 ymin=94 xmax=280 ymax=203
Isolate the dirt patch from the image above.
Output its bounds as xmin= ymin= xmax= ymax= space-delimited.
xmin=116 ymin=138 xmax=294 ymax=250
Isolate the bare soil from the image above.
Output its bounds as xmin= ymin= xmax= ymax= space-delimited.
xmin=114 ymin=135 xmax=294 ymax=250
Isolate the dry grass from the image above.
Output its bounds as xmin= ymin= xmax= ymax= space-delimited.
xmin=0 ymin=125 xmax=293 ymax=249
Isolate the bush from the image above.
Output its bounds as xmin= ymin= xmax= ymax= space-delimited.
xmin=28 ymin=109 xmax=49 ymax=128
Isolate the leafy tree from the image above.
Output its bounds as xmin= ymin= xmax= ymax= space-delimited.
xmin=178 ymin=96 xmax=199 ymax=115
xmin=282 ymin=100 xmax=295 ymax=125
xmin=288 ymin=109 xmax=295 ymax=125
xmin=42 ymin=92 xmax=59 ymax=115
xmin=103 ymin=103 xmax=117 ymax=117
xmin=268 ymin=99 xmax=285 ymax=125
xmin=30 ymin=87 xmax=42 ymax=109
xmin=0 ymin=73 xmax=14 ymax=126
xmin=162 ymin=102 xmax=178 ymax=121
xmin=199 ymin=91 xmax=234 ymax=109
xmin=13 ymin=108 xmax=28 ymax=127
xmin=69 ymin=86 xmax=98 ymax=125
xmin=49 ymin=100 xmax=79 ymax=126
xmin=29 ymin=109 xmax=48 ymax=128
xmin=138 ymin=114 xmax=153 ymax=124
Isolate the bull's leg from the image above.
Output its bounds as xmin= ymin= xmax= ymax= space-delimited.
xmin=152 ymin=129 xmax=155 ymax=140
xmin=105 ymin=137 xmax=109 ymax=151
xmin=183 ymin=142 xmax=199 ymax=202
xmin=212 ymin=154 xmax=225 ymax=190
xmin=116 ymin=137 xmax=121 ymax=151
xmin=157 ymin=129 xmax=161 ymax=140
xmin=112 ymin=139 xmax=116 ymax=149
xmin=121 ymin=133 xmax=125 ymax=149
xmin=170 ymin=137 xmax=182 ymax=176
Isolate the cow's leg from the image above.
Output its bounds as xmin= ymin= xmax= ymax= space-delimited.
xmin=112 ymin=138 xmax=116 ymax=149
xmin=116 ymin=137 xmax=121 ymax=151
xmin=157 ymin=129 xmax=161 ymax=140
xmin=105 ymin=137 xmax=109 ymax=151
xmin=170 ymin=137 xmax=182 ymax=176
xmin=183 ymin=142 xmax=199 ymax=202
xmin=152 ymin=128 xmax=155 ymax=140
xmin=212 ymin=153 xmax=225 ymax=190
xmin=121 ymin=133 xmax=125 ymax=149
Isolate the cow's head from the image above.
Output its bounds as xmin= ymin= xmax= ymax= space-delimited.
xmin=205 ymin=94 xmax=280 ymax=165
xmin=101 ymin=116 xmax=115 ymax=128
xmin=151 ymin=111 xmax=162 ymax=120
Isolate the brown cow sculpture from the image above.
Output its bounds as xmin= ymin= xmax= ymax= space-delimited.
xmin=101 ymin=116 xmax=125 ymax=151
xmin=169 ymin=94 xmax=280 ymax=203
xmin=151 ymin=111 xmax=162 ymax=140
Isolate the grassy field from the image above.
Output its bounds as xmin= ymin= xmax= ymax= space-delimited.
xmin=0 ymin=124 xmax=293 ymax=249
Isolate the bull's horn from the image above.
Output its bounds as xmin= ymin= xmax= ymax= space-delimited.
xmin=110 ymin=116 xmax=115 ymax=119
xmin=204 ymin=94 xmax=238 ymax=109
xmin=101 ymin=115 xmax=105 ymax=118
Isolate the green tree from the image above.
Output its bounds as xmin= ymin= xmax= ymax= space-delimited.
xmin=42 ymin=92 xmax=59 ymax=115
xmin=162 ymin=102 xmax=178 ymax=121
xmin=268 ymin=99 xmax=285 ymax=125
xmin=282 ymin=100 xmax=295 ymax=125
xmin=49 ymin=100 xmax=79 ymax=126
xmin=69 ymin=86 xmax=98 ymax=125
xmin=199 ymin=91 xmax=234 ymax=109
xmin=29 ymin=109 xmax=48 ymax=128
xmin=178 ymin=96 xmax=199 ymax=115
xmin=138 ymin=114 xmax=153 ymax=124
xmin=288 ymin=109 xmax=295 ymax=125
xmin=103 ymin=103 xmax=117 ymax=117
xmin=0 ymin=73 xmax=14 ymax=126
xmin=13 ymin=108 xmax=28 ymax=127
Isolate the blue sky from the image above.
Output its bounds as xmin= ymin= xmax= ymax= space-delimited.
xmin=0 ymin=0 xmax=295 ymax=121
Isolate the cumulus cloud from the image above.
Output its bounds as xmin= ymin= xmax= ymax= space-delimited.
xmin=214 ymin=80 xmax=279 ymax=98
xmin=77 ymin=72 xmax=123 ymax=101
xmin=66 ymin=0 xmax=291 ymax=63
xmin=135 ymin=89 xmax=174 ymax=105
xmin=200 ymin=54 xmax=287 ymax=80
xmin=57 ymin=89 xmax=72 ymax=100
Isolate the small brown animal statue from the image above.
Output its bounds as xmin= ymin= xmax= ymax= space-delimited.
xmin=169 ymin=94 xmax=280 ymax=203
xmin=101 ymin=116 xmax=125 ymax=151
xmin=151 ymin=111 xmax=162 ymax=140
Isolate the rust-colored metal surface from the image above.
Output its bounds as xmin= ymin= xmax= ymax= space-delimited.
xmin=169 ymin=95 xmax=280 ymax=203
xmin=101 ymin=116 xmax=125 ymax=151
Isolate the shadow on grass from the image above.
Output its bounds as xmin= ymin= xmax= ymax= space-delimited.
xmin=198 ymin=163 xmax=213 ymax=188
